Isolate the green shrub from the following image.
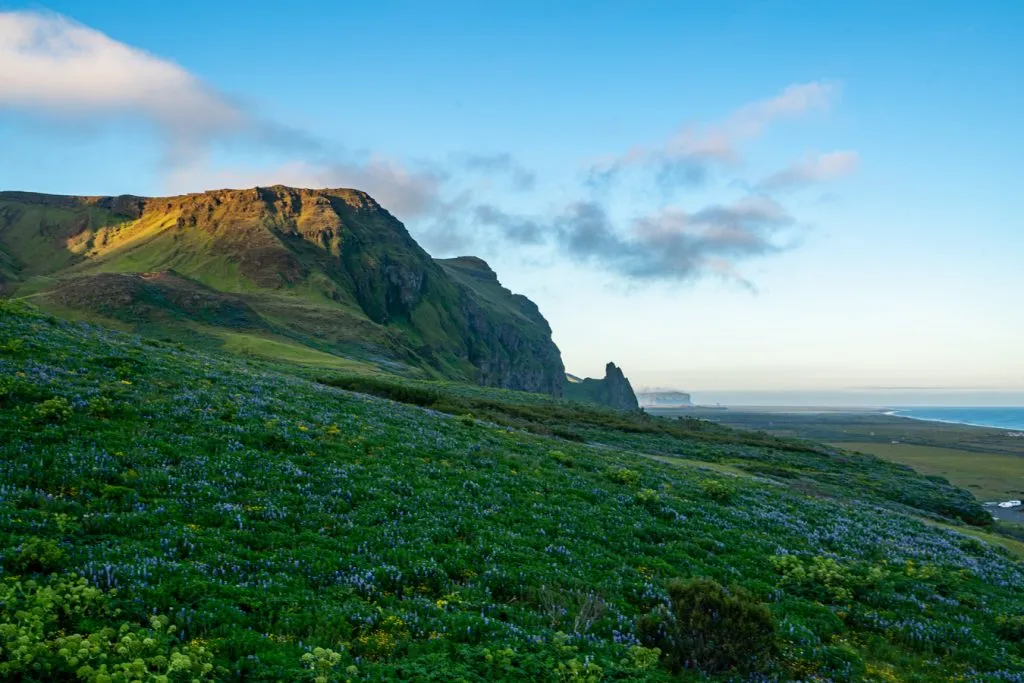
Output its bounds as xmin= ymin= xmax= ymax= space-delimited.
xmin=34 ymin=396 xmax=72 ymax=423
xmin=637 ymin=577 xmax=776 ymax=675
xmin=0 ymin=298 xmax=35 ymax=318
xmin=550 ymin=632 xmax=604 ymax=682
xmin=700 ymin=478 xmax=735 ymax=503
xmin=606 ymin=467 xmax=640 ymax=487
xmin=0 ymin=338 xmax=24 ymax=354
xmin=6 ymin=537 xmax=68 ymax=574
xmin=0 ymin=575 xmax=216 ymax=681
xmin=317 ymin=375 xmax=441 ymax=407
xmin=636 ymin=488 xmax=659 ymax=506
xmin=87 ymin=395 xmax=117 ymax=418
xmin=620 ymin=645 xmax=661 ymax=672
xmin=549 ymin=450 xmax=574 ymax=467
xmin=301 ymin=646 xmax=344 ymax=683
xmin=994 ymin=614 xmax=1024 ymax=642
xmin=770 ymin=555 xmax=856 ymax=604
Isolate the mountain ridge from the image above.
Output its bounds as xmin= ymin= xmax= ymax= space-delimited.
xmin=0 ymin=186 xmax=566 ymax=394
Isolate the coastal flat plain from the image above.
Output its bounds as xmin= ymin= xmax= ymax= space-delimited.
xmin=651 ymin=407 xmax=1024 ymax=520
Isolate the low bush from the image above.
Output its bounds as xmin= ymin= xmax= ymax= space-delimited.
xmin=606 ymin=467 xmax=640 ymax=486
xmin=699 ymin=478 xmax=735 ymax=503
xmin=0 ymin=574 xmax=216 ymax=681
xmin=770 ymin=555 xmax=857 ymax=604
xmin=6 ymin=537 xmax=68 ymax=574
xmin=995 ymin=614 xmax=1024 ymax=643
xmin=317 ymin=374 xmax=442 ymax=407
xmin=34 ymin=397 xmax=72 ymax=424
xmin=637 ymin=577 xmax=776 ymax=675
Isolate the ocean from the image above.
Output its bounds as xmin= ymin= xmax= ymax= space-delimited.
xmin=888 ymin=407 xmax=1024 ymax=431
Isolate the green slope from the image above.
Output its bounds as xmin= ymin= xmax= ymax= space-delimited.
xmin=0 ymin=195 xmax=132 ymax=277
xmin=0 ymin=187 xmax=565 ymax=394
xmin=2 ymin=301 xmax=1022 ymax=680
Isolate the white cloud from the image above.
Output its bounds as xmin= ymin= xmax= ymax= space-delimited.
xmin=0 ymin=10 xmax=253 ymax=166
xmin=0 ymin=10 xmax=447 ymax=218
xmin=588 ymin=81 xmax=840 ymax=189
xmin=757 ymin=150 xmax=860 ymax=190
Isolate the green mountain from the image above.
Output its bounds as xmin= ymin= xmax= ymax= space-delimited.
xmin=0 ymin=186 xmax=564 ymax=393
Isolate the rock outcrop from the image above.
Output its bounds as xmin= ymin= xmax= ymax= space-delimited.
xmin=563 ymin=362 xmax=640 ymax=411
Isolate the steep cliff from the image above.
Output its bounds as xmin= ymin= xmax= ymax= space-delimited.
xmin=0 ymin=187 xmax=565 ymax=394
xmin=437 ymin=256 xmax=564 ymax=396
xmin=564 ymin=362 xmax=640 ymax=411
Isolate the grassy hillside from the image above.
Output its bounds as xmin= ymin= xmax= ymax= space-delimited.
xmin=0 ymin=195 xmax=134 ymax=278
xmin=0 ymin=188 xmax=565 ymax=394
xmin=2 ymin=300 xmax=1023 ymax=681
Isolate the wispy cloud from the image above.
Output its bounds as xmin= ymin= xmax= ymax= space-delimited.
xmin=470 ymin=195 xmax=795 ymax=288
xmin=460 ymin=153 xmax=536 ymax=191
xmin=472 ymin=204 xmax=545 ymax=244
xmin=757 ymin=151 xmax=859 ymax=191
xmin=587 ymin=82 xmax=840 ymax=191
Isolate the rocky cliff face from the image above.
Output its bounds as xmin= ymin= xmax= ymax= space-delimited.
xmin=0 ymin=187 xmax=567 ymax=396
xmin=564 ymin=362 xmax=640 ymax=411
xmin=438 ymin=256 xmax=564 ymax=396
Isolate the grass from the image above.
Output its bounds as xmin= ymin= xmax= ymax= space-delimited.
xmin=0 ymin=201 xmax=126 ymax=276
xmin=216 ymin=330 xmax=376 ymax=371
xmin=833 ymin=441 xmax=1024 ymax=502
xmin=82 ymin=225 xmax=260 ymax=295
xmin=3 ymin=300 xmax=1024 ymax=680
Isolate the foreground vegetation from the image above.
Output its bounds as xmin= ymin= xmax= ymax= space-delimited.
xmin=2 ymin=301 xmax=1024 ymax=681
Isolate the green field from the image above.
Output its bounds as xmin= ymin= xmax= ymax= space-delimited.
xmin=3 ymin=300 xmax=1024 ymax=681
xmin=215 ymin=330 xmax=376 ymax=371
xmin=653 ymin=407 xmax=1024 ymax=458
xmin=833 ymin=441 xmax=1024 ymax=502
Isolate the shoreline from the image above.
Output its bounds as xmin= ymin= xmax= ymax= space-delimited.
xmin=884 ymin=409 xmax=1024 ymax=433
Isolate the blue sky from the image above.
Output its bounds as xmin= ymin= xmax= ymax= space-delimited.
xmin=1 ymin=1 xmax=1022 ymax=404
